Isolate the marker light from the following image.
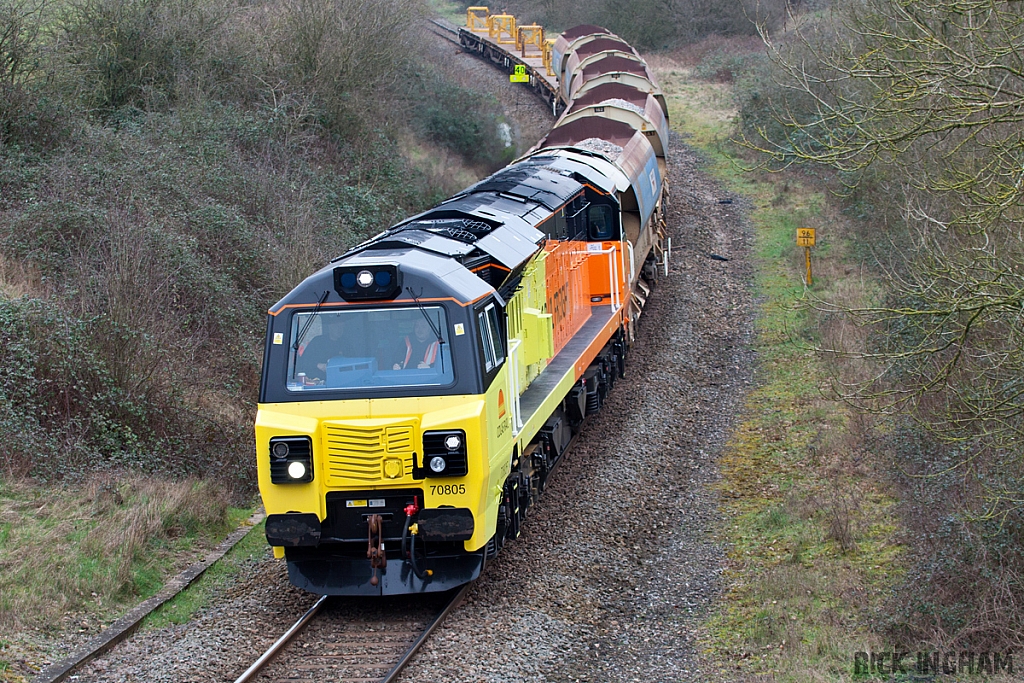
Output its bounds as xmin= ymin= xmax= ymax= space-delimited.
xmin=429 ymin=456 xmax=447 ymax=473
xmin=356 ymin=270 xmax=374 ymax=288
xmin=272 ymin=441 xmax=290 ymax=459
xmin=287 ymin=461 xmax=307 ymax=479
xmin=444 ymin=434 xmax=462 ymax=451
xmin=334 ymin=265 xmax=401 ymax=301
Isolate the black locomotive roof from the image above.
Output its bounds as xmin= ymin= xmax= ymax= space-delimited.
xmin=460 ymin=162 xmax=583 ymax=210
xmin=521 ymin=153 xmax=618 ymax=195
xmin=270 ymin=151 xmax=622 ymax=314
xmin=356 ymin=229 xmax=476 ymax=258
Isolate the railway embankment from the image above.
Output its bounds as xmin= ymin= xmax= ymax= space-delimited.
xmin=651 ymin=42 xmax=1017 ymax=681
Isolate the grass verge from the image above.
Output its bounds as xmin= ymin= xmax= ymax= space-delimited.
xmin=141 ymin=518 xmax=270 ymax=630
xmin=428 ymin=0 xmax=466 ymax=25
xmin=0 ymin=475 xmax=258 ymax=681
xmin=0 ymin=475 xmax=253 ymax=633
xmin=652 ymin=59 xmax=907 ymax=681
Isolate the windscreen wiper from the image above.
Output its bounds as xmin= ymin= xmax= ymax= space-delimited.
xmin=291 ymin=290 xmax=329 ymax=378
xmin=407 ymin=287 xmax=445 ymax=373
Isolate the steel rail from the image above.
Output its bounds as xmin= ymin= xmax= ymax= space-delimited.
xmin=231 ymin=585 xmax=467 ymax=683
xmin=428 ymin=18 xmax=462 ymax=46
xmin=232 ymin=594 xmax=328 ymax=683
xmin=381 ymin=585 xmax=470 ymax=683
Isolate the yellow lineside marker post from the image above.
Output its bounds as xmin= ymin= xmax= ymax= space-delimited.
xmin=467 ymin=6 xmax=489 ymax=30
xmin=796 ymin=227 xmax=815 ymax=285
xmin=510 ymin=64 xmax=530 ymax=83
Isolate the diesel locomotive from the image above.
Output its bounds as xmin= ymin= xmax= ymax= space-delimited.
xmin=256 ymin=17 xmax=671 ymax=595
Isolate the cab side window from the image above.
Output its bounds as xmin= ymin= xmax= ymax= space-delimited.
xmin=588 ymin=204 xmax=615 ymax=240
xmin=478 ymin=302 xmax=505 ymax=372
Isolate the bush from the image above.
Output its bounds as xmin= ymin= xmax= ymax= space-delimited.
xmin=694 ymin=45 xmax=763 ymax=83
xmin=0 ymin=0 xmax=67 ymax=149
xmin=410 ymin=75 xmax=513 ymax=171
xmin=884 ymin=425 xmax=1024 ymax=650
xmin=58 ymin=0 xmax=227 ymax=111
xmin=275 ymin=0 xmax=427 ymax=137
xmin=734 ymin=44 xmax=823 ymax=165
xmin=0 ymin=297 xmax=148 ymax=477
xmin=0 ymin=86 xmax=66 ymax=150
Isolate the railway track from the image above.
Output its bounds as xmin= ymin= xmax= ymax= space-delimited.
xmin=234 ymin=586 xmax=469 ymax=683
xmin=427 ymin=18 xmax=462 ymax=47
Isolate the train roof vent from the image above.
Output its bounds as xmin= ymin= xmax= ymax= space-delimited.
xmin=469 ymin=167 xmax=534 ymax=194
xmin=412 ymin=218 xmax=494 ymax=243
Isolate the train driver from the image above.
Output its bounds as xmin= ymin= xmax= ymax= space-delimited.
xmin=296 ymin=316 xmax=350 ymax=379
xmin=392 ymin=318 xmax=440 ymax=370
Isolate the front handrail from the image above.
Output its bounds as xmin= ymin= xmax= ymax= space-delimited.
xmin=507 ymin=338 xmax=524 ymax=435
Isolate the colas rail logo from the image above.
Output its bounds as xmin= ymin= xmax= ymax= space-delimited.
xmin=498 ymin=389 xmax=506 ymax=419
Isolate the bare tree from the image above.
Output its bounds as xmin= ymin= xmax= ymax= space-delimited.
xmin=747 ymin=0 xmax=1024 ymax=515
xmin=276 ymin=0 xmax=426 ymax=129
xmin=0 ymin=0 xmax=47 ymax=86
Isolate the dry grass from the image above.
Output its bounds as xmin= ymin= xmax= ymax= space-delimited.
xmin=0 ymin=474 xmax=231 ymax=631
xmin=0 ymin=253 xmax=39 ymax=299
xmin=665 ymin=33 xmax=765 ymax=69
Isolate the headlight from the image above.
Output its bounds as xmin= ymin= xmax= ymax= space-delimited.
xmin=269 ymin=436 xmax=313 ymax=484
xmin=422 ymin=430 xmax=467 ymax=477
xmin=356 ymin=270 xmax=374 ymax=288
xmin=287 ymin=461 xmax=307 ymax=479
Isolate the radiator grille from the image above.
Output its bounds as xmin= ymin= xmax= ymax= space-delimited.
xmin=323 ymin=423 xmax=415 ymax=484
